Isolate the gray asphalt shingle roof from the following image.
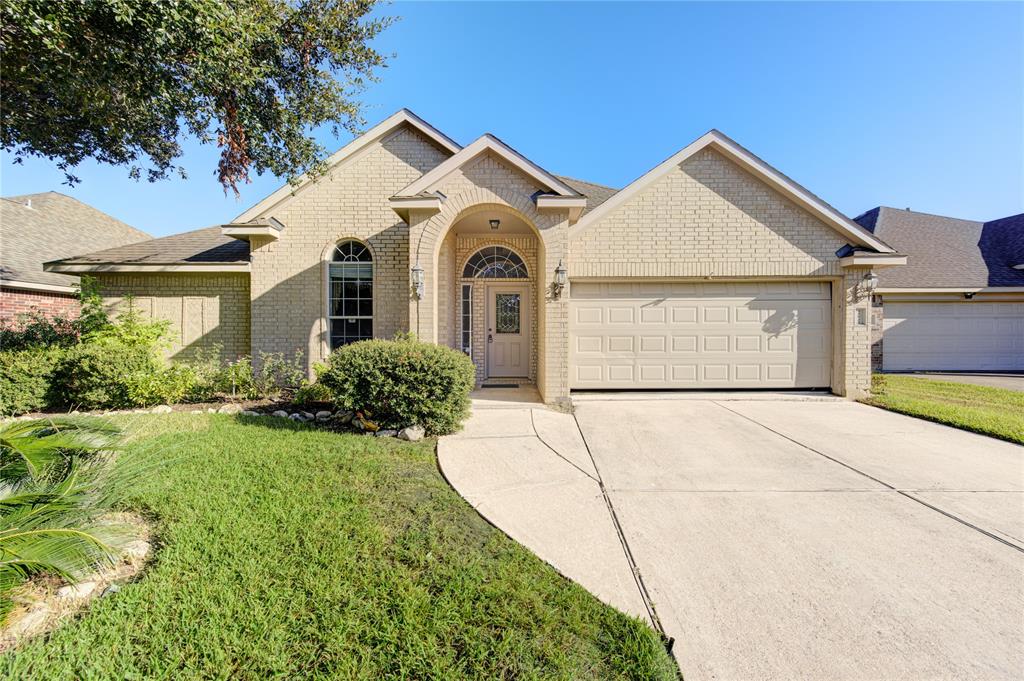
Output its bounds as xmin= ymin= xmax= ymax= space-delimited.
xmin=50 ymin=176 xmax=619 ymax=268
xmin=1 ymin=192 xmax=150 ymax=287
xmin=853 ymin=206 xmax=1024 ymax=288
xmin=50 ymin=225 xmax=250 ymax=266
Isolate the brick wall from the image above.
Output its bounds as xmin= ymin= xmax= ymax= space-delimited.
xmin=570 ymin=148 xmax=847 ymax=278
xmin=248 ymin=125 xmax=450 ymax=373
xmin=570 ymin=146 xmax=873 ymax=398
xmin=0 ymin=288 xmax=78 ymax=322
xmin=94 ymin=273 xmax=251 ymax=361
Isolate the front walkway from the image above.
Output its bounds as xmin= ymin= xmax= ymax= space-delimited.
xmin=440 ymin=386 xmax=651 ymax=621
xmin=439 ymin=390 xmax=1024 ymax=680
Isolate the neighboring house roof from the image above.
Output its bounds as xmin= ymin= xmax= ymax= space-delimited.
xmin=853 ymin=207 xmax=1024 ymax=289
xmin=571 ymin=130 xmax=896 ymax=254
xmin=1 ymin=192 xmax=150 ymax=291
xmin=45 ymin=226 xmax=250 ymax=273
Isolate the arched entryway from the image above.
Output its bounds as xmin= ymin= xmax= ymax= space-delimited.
xmin=435 ymin=207 xmax=540 ymax=386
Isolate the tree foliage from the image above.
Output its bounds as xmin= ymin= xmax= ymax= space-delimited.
xmin=1 ymin=0 xmax=393 ymax=193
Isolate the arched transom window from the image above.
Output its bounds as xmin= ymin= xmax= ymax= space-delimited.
xmin=463 ymin=246 xmax=528 ymax=279
xmin=329 ymin=240 xmax=373 ymax=348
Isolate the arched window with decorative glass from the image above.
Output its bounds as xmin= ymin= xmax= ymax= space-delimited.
xmin=328 ymin=240 xmax=373 ymax=348
xmin=462 ymin=246 xmax=528 ymax=279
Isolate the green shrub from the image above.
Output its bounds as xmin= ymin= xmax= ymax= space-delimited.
xmin=124 ymin=365 xmax=206 ymax=406
xmin=293 ymin=362 xmax=333 ymax=406
xmin=0 ymin=312 xmax=79 ymax=351
xmin=321 ymin=337 xmax=475 ymax=435
xmin=55 ymin=342 xmax=162 ymax=410
xmin=0 ymin=348 xmax=63 ymax=415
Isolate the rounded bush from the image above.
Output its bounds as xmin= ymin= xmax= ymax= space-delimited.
xmin=0 ymin=348 xmax=63 ymax=415
xmin=320 ymin=338 xmax=476 ymax=435
xmin=55 ymin=341 xmax=162 ymax=410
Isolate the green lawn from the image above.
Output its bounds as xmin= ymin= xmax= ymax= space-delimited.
xmin=865 ymin=374 xmax=1024 ymax=445
xmin=1 ymin=414 xmax=676 ymax=679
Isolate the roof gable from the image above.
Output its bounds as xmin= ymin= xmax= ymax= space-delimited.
xmin=234 ymin=109 xmax=461 ymax=223
xmin=394 ymin=134 xmax=582 ymax=199
xmin=572 ymin=130 xmax=894 ymax=253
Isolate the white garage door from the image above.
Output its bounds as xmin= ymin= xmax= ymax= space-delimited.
xmin=570 ymin=281 xmax=832 ymax=389
xmin=882 ymin=301 xmax=1024 ymax=371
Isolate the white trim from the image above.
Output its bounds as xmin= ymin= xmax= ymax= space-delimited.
xmin=394 ymin=134 xmax=581 ymax=199
xmin=222 ymin=225 xmax=281 ymax=241
xmin=0 ymin=279 xmax=77 ymax=294
xmin=570 ymin=130 xmax=895 ymax=253
xmin=536 ymin=195 xmax=587 ymax=222
xmin=44 ymin=263 xmax=250 ymax=273
xmin=234 ymin=109 xmax=460 ymax=223
xmin=838 ymin=253 xmax=907 ymax=267
xmin=387 ymin=196 xmax=444 ymax=222
xmin=876 ymin=287 xmax=1024 ymax=294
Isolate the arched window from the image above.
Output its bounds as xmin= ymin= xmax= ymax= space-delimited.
xmin=329 ymin=240 xmax=373 ymax=348
xmin=463 ymin=246 xmax=528 ymax=279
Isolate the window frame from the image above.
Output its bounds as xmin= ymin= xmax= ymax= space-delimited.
xmin=327 ymin=239 xmax=374 ymax=350
xmin=461 ymin=283 xmax=472 ymax=355
xmin=462 ymin=245 xmax=529 ymax=279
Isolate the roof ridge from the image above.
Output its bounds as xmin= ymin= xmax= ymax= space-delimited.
xmin=876 ymin=205 xmax=984 ymax=224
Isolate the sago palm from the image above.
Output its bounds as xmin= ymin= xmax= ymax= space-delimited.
xmin=0 ymin=418 xmax=132 ymax=621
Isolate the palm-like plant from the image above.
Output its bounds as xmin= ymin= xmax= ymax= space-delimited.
xmin=0 ymin=418 xmax=131 ymax=621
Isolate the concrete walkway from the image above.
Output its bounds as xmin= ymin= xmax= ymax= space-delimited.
xmin=439 ymin=390 xmax=1024 ymax=680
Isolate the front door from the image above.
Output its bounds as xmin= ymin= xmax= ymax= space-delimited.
xmin=487 ymin=285 xmax=529 ymax=377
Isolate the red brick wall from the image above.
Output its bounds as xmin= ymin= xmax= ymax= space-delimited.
xmin=0 ymin=288 xmax=79 ymax=323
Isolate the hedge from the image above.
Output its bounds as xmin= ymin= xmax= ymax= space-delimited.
xmin=0 ymin=349 xmax=64 ymax=416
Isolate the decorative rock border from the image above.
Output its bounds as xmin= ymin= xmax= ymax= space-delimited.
xmin=3 ymin=405 xmax=427 ymax=441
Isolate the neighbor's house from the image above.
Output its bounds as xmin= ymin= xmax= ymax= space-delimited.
xmin=45 ymin=110 xmax=904 ymax=404
xmin=854 ymin=207 xmax=1024 ymax=372
xmin=1 ymin=192 xmax=150 ymax=321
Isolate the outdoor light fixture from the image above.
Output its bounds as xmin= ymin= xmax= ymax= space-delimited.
xmin=860 ymin=270 xmax=879 ymax=298
xmin=411 ymin=262 xmax=425 ymax=299
xmin=553 ymin=259 xmax=568 ymax=297
xmin=489 ymin=219 xmax=500 ymax=231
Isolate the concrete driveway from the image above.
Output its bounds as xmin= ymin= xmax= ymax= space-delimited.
xmin=439 ymin=391 xmax=1024 ymax=680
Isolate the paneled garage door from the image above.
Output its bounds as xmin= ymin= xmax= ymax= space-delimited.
xmin=882 ymin=301 xmax=1024 ymax=371
xmin=569 ymin=281 xmax=832 ymax=389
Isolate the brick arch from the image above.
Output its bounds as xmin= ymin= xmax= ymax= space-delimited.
xmin=415 ymin=187 xmax=550 ymax=267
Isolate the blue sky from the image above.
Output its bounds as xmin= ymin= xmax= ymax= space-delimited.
xmin=2 ymin=1 xmax=1021 ymax=237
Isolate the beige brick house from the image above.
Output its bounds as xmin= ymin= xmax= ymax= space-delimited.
xmin=47 ymin=110 xmax=905 ymax=404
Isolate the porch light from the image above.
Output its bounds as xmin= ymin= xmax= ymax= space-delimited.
xmin=863 ymin=270 xmax=879 ymax=292
xmin=411 ymin=262 xmax=425 ymax=299
xmin=489 ymin=219 xmax=500 ymax=231
xmin=553 ymin=259 xmax=568 ymax=297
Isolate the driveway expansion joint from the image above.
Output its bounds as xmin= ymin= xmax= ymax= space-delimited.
xmin=570 ymin=410 xmax=669 ymax=641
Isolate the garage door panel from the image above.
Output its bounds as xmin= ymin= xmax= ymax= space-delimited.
xmin=883 ymin=302 xmax=1024 ymax=371
xmin=569 ymin=281 xmax=832 ymax=389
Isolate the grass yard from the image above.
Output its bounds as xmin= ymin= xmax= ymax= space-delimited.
xmin=865 ymin=374 xmax=1024 ymax=445
xmin=1 ymin=414 xmax=676 ymax=679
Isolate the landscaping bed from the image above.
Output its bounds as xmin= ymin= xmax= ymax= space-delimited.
xmin=0 ymin=414 xmax=676 ymax=679
xmin=865 ymin=374 xmax=1024 ymax=445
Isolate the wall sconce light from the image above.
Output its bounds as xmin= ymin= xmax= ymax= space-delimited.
xmin=964 ymin=292 xmax=975 ymax=300
xmin=553 ymin=259 xmax=568 ymax=297
xmin=860 ymin=270 xmax=879 ymax=298
xmin=489 ymin=219 xmax=500 ymax=231
xmin=411 ymin=262 xmax=425 ymax=299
